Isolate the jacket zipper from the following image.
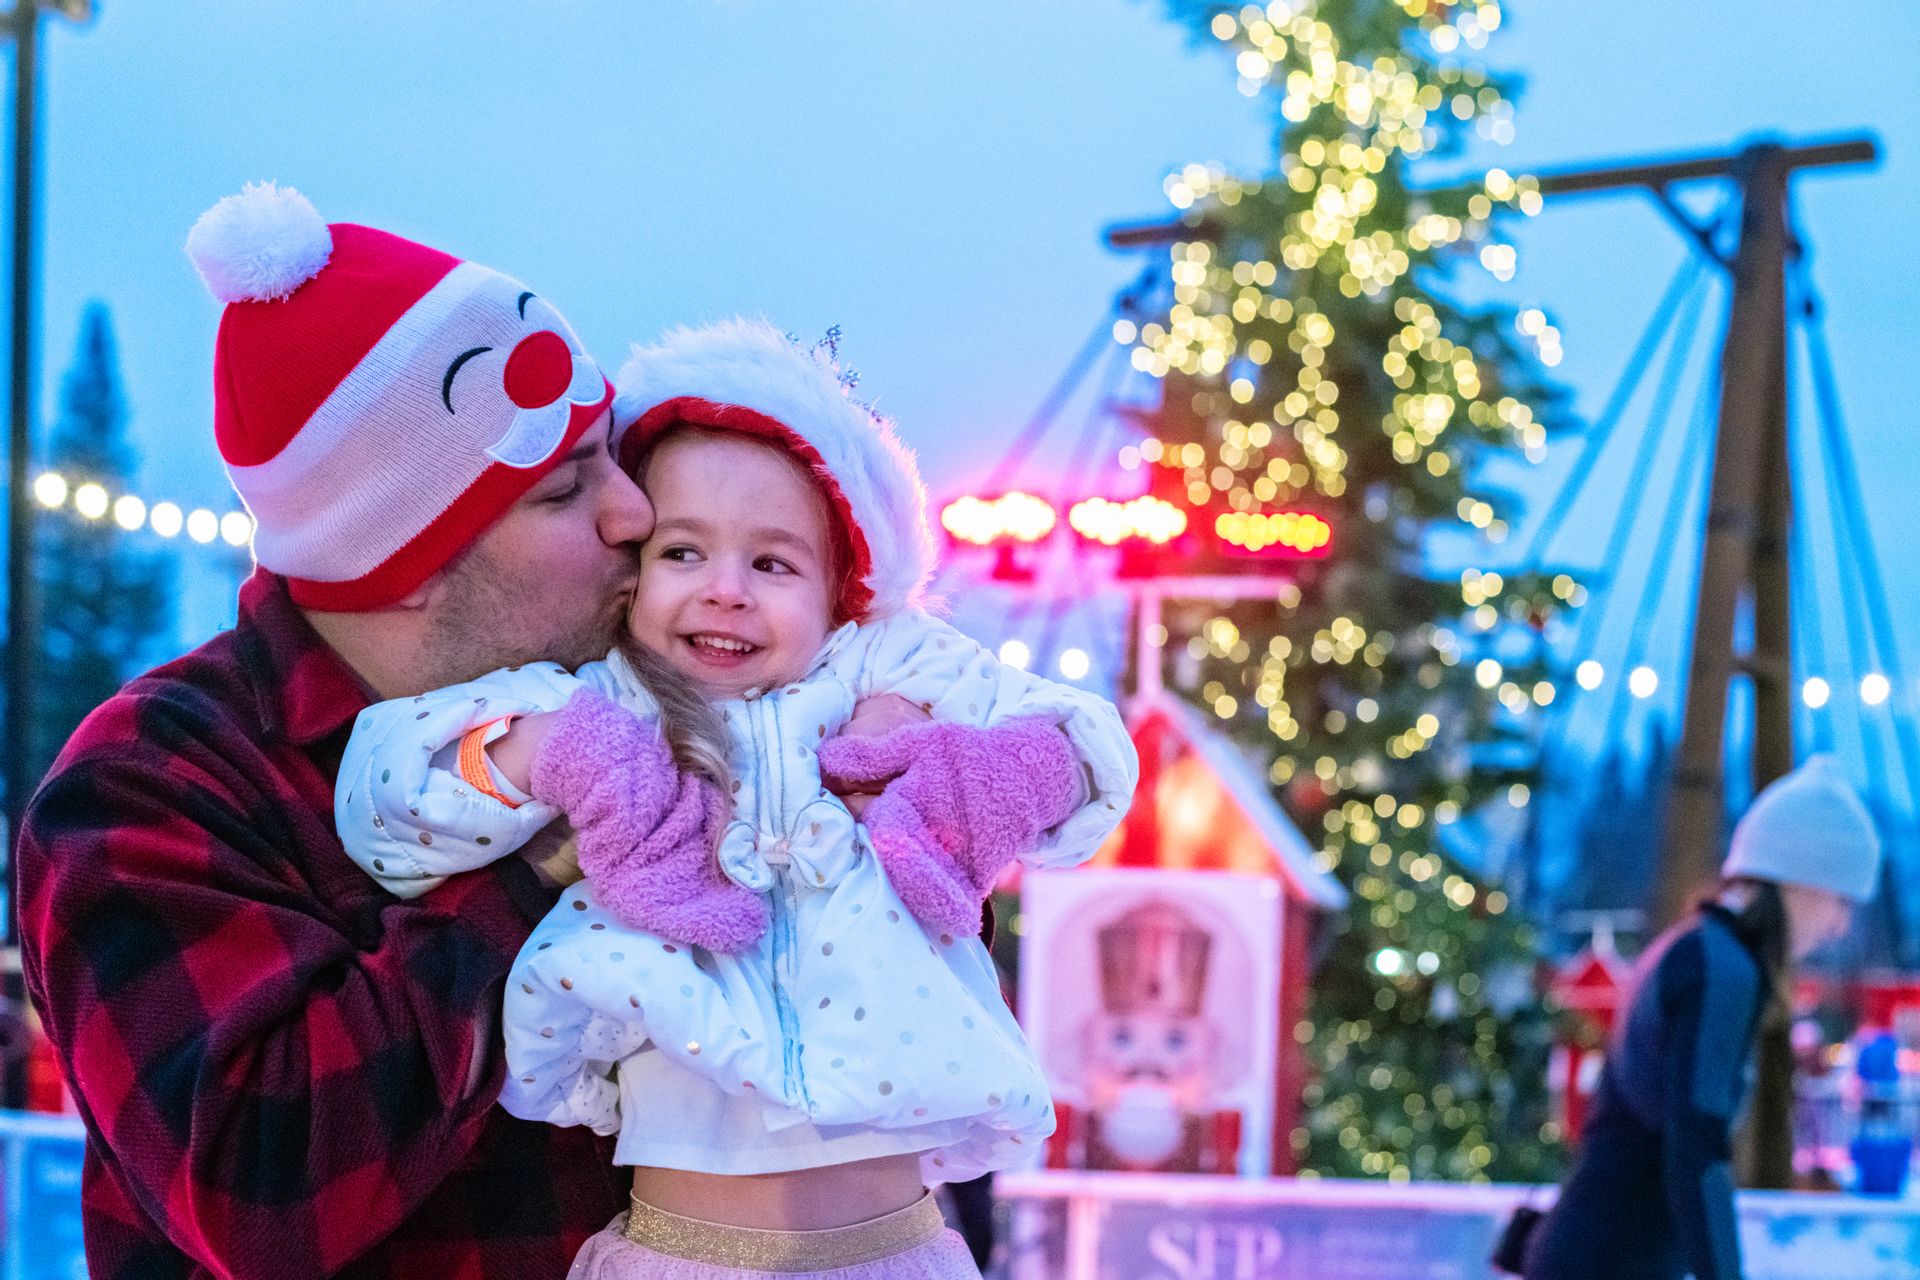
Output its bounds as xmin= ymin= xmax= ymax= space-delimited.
xmin=755 ymin=697 xmax=810 ymax=1112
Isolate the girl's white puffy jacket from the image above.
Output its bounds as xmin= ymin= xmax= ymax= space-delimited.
xmin=337 ymin=608 xmax=1136 ymax=1181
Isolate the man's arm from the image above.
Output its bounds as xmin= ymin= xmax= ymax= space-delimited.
xmin=337 ymin=661 xmax=590 ymax=897
xmin=17 ymin=700 xmax=552 ymax=1279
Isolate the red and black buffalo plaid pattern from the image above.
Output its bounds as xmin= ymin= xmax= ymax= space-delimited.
xmin=17 ymin=571 xmax=624 ymax=1279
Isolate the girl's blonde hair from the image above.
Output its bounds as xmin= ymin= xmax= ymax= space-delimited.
xmin=617 ymin=637 xmax=733 ymax=797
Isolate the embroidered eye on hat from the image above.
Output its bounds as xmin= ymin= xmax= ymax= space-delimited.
xmin=187 ymin=181 xmax=613 ymax=611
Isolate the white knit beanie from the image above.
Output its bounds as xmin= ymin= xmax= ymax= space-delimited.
xmin=1722 ymin=754 xmax=1882 ymax=902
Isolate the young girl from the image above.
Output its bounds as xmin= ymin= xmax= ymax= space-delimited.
xmin=1520 ymin=755 xmax=1879 ymax=1280
xmin=338 ymin=319 xmax=1136 ymax=1278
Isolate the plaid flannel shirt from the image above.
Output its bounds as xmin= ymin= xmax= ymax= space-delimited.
xmin=16 ymin=571 xmax=624 ymax=1279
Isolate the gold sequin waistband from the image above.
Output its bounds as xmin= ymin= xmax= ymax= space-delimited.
xmin=623 ymin=1192 xmax=945 ymax=1272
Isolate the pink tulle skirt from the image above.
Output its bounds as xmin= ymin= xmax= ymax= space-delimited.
xmin=567 ymin=1194 xmax=982 ymax=1280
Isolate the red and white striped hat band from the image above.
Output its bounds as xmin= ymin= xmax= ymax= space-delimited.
xmin=190 ymin=184 xmax=612 ymax=611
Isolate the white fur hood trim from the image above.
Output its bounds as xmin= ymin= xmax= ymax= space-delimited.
xmin=613 ymin=319 xmax=937 ymax=621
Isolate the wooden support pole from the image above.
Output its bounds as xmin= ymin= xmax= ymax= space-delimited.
xmin=1653 ymin=144 xmax=1791 ymax=928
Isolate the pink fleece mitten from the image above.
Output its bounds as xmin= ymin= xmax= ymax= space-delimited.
xmin=817 ymin=716 xmax=1081 ymax=936
xmin=529 ymin=691 xmax=768 ymax=952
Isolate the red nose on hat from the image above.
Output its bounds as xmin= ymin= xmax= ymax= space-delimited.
xmin=504 ymin=330 xmax=574 ymax=410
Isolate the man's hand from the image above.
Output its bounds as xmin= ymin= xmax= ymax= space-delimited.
xmin=829 ymin=694 xmax=931 ymax=818
xmin=519 ymin=820 xmax=582 ymax=889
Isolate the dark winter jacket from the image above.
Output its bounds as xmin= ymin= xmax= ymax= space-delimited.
xmin=1525 ymin=905 xmax=1767 ymax=1280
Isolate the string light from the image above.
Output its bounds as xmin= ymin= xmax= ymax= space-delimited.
xmin=1214 ymin=508 xmax=1333 ymax=555
xmin=33 ymin=470 xmax=253 ymax=549
xmin=998 ymin=640 xmax=1031 ymax=670
xmin=1067 ymin=495 xmax=1188 ymax=546
xmin=939 ymin=492 xmax=1056 ymax=546
xmin=187 ymin=510 xmax=221 ymax=544
xmin=1058 ymin=648 xmax=1091 ymax=680
xmin=1536 ymin=662 xmax=1905 ymax=709
xmin=1132 ymin=0 xmax=1546 ymax=562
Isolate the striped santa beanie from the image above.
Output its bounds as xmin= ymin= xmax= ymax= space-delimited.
xmin=187 ymin=182 xmax=613 ymax=611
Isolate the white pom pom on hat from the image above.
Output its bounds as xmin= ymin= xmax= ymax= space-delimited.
xmin=186 ymin=181 xmax=333 ymax=304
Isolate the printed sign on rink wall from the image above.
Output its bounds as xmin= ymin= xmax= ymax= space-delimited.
xmin=1100 ymin=1200 xmax=1498 ymax=1280
xmin=1742 ymin=1206 xmax=1920 ymax=1280
xmin=999 ymin=1172 xmax=1920 ymax=1280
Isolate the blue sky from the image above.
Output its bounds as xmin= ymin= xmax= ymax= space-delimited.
xmin=20 ymin=1 xmax=1920 ymax=792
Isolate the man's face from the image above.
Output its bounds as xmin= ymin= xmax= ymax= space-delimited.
xmin=421 ymin=412 xmax=654 ymax=683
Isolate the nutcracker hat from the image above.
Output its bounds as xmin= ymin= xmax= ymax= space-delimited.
xmin=187 ymin=182 xmax=613 ymax=611
xmin=611 ymin=319 xmax=937 ymax=625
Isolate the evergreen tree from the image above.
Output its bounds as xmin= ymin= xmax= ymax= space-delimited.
xmin=30 ymin=304 xmax=173 ymax=780
xmin=1130 ymin=0 xmax=1575 ymax=1180
xmin=1562 ymin=729 xmax=1671 ymax=921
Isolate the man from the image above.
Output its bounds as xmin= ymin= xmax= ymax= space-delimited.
xmin=17 ymin=183 xmax=670 ymax=1278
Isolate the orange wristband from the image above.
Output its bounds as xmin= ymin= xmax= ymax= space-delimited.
xmin=458 ymin=717 xmax=524 ymax=809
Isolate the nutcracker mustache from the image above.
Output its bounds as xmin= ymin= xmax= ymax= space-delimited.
xmin=1121 ymin=1065 xmax=1175 ymax=1084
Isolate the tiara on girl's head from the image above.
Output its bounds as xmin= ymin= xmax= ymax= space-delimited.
xmin=788 ymin=324 xmax=883 ymax=420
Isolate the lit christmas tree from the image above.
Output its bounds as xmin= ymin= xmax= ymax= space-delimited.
xmin=1129 ymin=0 xmax=1577 ymax=1181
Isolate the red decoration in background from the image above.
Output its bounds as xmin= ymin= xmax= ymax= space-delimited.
xmin=937 ymin=490 xmax=1334 ymax=577
xmin=1549 ymin=946 xmax=1630 ymax=1143
xmin=1286 ymin=773 xmax=1334 ymax=820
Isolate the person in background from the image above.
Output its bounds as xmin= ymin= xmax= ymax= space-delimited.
xmin=1524 ymin=754 xmax=1881 ymax=1280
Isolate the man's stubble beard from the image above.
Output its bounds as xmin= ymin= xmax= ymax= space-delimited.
xmin=421 ymin=543 xmax=635 ymax=687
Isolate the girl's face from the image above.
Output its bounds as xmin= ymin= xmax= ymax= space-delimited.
xmin=628 ymin=431 xmax=837 ymax=698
